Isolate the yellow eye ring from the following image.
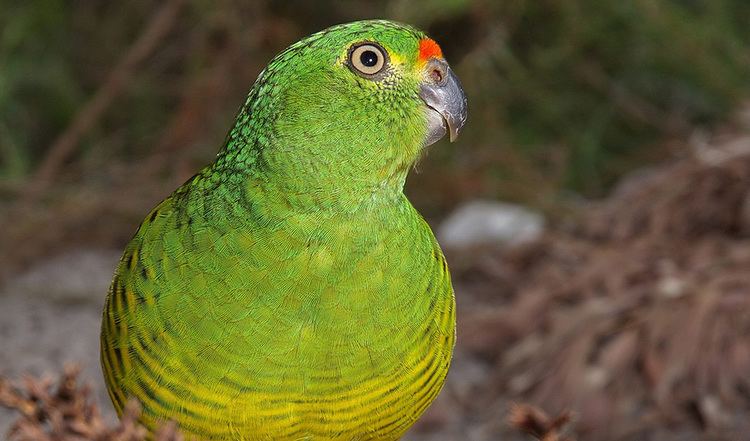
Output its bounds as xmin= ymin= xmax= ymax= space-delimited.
xmin=348 ymin=42 xmax=388 ymax=78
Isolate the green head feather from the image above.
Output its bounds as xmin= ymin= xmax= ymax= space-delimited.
xmin=216 ymin=20 xmax=445 ymax=208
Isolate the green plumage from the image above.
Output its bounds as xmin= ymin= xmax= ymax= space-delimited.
xmin=101 ymin=20 xmax=461 ymax=440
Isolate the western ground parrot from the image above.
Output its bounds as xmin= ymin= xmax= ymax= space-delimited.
xmin=101 ymin=19 xmax=467 ymax=440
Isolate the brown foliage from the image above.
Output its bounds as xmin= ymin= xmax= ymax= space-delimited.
xmin=508 ymin=404 xmax=574 ymax=441
xmin=452 ymin=139 xmax=750 ymax=440
xmin=0 ymin=366 xmax=182 ymax=441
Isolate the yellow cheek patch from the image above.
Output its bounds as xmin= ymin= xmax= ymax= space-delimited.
xmin=389 ymin=51 xmax=406 ymax=66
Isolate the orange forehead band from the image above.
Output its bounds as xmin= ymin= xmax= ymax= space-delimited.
xmin=418 ymin=38 xmax=443 ymax=62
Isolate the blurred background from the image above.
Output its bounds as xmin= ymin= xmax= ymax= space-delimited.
xmin=2 ymin=1 xmax=750 ymax=440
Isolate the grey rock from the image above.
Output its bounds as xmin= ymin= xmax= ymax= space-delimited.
xmin=438 ymin=200 xmax=545 ymax=249
xmin=0 ymin=249 xmax=121 ymax=435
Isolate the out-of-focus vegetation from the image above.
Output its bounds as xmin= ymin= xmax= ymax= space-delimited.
xmin=0 ymin=0 xmax=749 ymax=261
xmin=3 ymin=0 xmax=750 ymax=197
xmin=3 ymin=4 xmax=750 ymax=440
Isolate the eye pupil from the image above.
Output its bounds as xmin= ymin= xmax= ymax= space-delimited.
xmin=360 ymin=50 xmax=378 ymax=67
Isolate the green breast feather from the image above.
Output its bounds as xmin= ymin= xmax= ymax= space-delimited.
xmin=101 ymin=19 xmax=466 ymax=440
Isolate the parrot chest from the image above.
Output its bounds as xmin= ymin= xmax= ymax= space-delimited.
xmin=103 ymin=202 xmax=455 ymax=440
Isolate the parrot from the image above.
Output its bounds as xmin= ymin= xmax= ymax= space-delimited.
xmin=100 ymin=19 xmax=467 ymax=440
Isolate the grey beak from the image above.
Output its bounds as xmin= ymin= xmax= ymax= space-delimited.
xmin=419 ymin=59 xmax=468 ymax=146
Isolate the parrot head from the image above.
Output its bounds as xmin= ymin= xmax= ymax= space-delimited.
xmin=220 ymin=20 xmax=467 ymax=205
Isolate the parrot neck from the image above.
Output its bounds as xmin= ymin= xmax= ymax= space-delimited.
xmin=215 ymin=132 xmax=417 ymax=214
xmin=237 ymin=164 xmax=411 ymax=214
xmin=213 ymin=81 xmax=425 ymax=212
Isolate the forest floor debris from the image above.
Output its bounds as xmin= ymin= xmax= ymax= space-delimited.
xmin=441 ymin=139 xmax=750 ymax=440
xmin=4 ymin=139 xmax=750 ymax=440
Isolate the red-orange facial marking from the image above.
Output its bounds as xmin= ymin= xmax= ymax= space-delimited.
xmin=418 ymin=38 xmax=443 ymax=63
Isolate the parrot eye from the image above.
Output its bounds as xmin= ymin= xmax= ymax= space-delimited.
xmin=348 ymin=42 xmax=388 ymax=78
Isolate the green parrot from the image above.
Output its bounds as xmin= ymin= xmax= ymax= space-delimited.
xmin=100 ymin=19 xmax=467 ymax=440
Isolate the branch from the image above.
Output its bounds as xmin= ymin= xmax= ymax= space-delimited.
xmin=23 ymin=0 xmax=186 ymax=203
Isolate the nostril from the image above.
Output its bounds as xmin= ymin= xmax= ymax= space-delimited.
xmin=430 ymin=67 xmax=444 ymax=84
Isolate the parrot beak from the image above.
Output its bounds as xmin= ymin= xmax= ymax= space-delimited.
xmin=419 ymin=58 xmax=468 ymax=146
